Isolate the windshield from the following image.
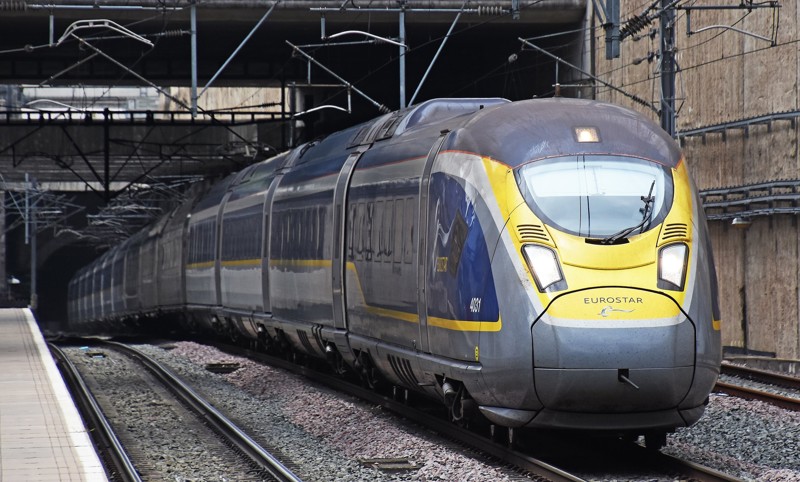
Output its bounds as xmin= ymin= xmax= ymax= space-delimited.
xmin=516 ymin=155 xmax=673 ymax=238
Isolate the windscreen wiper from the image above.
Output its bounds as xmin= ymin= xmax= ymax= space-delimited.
xmin=601 ymin=180 xmax=656 ymax=245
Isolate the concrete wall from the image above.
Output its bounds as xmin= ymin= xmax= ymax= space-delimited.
xmin=594 ymin=2 xmax=800 ymax=358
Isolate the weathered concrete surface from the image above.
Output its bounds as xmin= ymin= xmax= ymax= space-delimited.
xmin=596 ymin=2 xmax=800 ymax=358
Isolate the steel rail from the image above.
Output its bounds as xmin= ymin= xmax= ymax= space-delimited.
xmin=215 ymin=341 xmax=753 ymax=481
xmin=104 ymin=341 xmax=303 ymax=482
xmin=633 ymin=447 xmax=745 ymax=482
xmin=721 ymin=362 xmax=800 ymax=391
xmin=715 ymin=381 xmax=800 ymax=412
xmin=211 ymin=342 xmax=603 ymax=482
xmin=48 ymin=343 xmax=142 ymax=482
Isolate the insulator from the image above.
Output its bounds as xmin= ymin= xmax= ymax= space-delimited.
xmin=478 ymin=5 xmax=504 ymax=16
xmin=620 ymin=13 xmax=652 ymax=40
xmin=160 ymin=29 xmax=185 ymax=38
xmin=0 ymin=0 xmax=27 ymax=11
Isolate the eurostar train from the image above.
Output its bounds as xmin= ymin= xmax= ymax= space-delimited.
xmin=68 ymin=97 xmax=721 ymax=449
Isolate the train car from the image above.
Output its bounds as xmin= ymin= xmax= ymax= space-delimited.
xmin=185 ymin=171 xmax=243 ymax=331
xmin=109 ymin=246 xmax=125 ymax=317
xmin=156 ymin=186 xmax=207 ymax=315
xmin=97 ymin=250 xmax=113 ymax=320
xmin=67 ymin=266 xmax=83 ymax=324
xmin=138 ymin=215 xmax=170 ymax=314
xmin=68 ymin=97 xmax=721 ymax=449
xmin=121 ymin=232 xmax=146 ymax=317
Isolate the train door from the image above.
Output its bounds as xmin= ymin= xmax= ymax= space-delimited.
xmin=214 ymin=191 xmax=234 ymax=307
xmin=416 ymin=131 xmax=451 ymax=354
xmin=261 ymin=176 xmax=280 ymax=314
xmin=332 ymin=151 xmax=364 ymax=332
xmin=261 ymin=150 xmax=300 ymax=314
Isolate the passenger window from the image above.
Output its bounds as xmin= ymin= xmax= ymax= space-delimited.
xmin=295 ymin=210 xmax=302 ymax=260
xmin=347 ymin=204 xmax=356 ymax=260
xmin=365 ymin=202 xmax=373 ymax=261
xmin=355 ymin=202 xmax=365 ymax=261
xmin=384 ymin=200 xmax=393 ymax=262
xmin=263 ymin=214 xmax=270 ymax=256
xmin=404 ymin=197 xmax=414 ymax=264
xmin=316 ymin=208 xmax=322 ymax=259
xmin=374 ymin=201 xmax=383 ymax=262
xmin=394 ymin=200 xmax=403 ymax=263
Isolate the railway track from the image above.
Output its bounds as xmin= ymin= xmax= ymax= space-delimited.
xmin=212 ymin=341 xmax=744 ymax=482
xmin=210 ymin=341 xmax=583 ymax=482
xmin=54 ymin=340 xmax=303 ymax=482
xmin=634 ymin=448 xmax=745 ymax=482
xmin=49 ymin=343 xmax=141 ymax=482
xmin=716 ymin=362 xmax=800 ymax=411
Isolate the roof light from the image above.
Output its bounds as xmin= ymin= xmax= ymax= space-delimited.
xmin=575 ymin=127 xmax=600 ymax=143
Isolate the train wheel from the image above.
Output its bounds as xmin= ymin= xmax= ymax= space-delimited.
xmin=644 ymin=431 xmax=667 ymax=451
xmin=354 ymin=352 xmax=383 ymax=390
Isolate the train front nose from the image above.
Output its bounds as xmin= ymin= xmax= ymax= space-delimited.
xmin=530 ymin=287 xmax=696 ymax=429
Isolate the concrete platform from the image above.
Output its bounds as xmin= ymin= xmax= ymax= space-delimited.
xmin=0 ymin=308 xmax=107 ymax=481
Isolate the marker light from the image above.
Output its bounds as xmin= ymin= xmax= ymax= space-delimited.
xmin=575 ymin=127 xmax=600 ymax=143
xmin=522 ymin=244 xmax=565 ymax=292
xmin=658 ymin=243 xmax=688 ymax=290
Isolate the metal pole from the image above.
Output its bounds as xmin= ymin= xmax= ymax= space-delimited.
xmin=281 ymin=74 xmax=287 ymax=149
xmin=24 ymin=173 xmax=29 ymax=246
xmin=660 ymin=0 xmax=676 ymax=137
xmin=605 ymin=0 xmax=620 ymax=59
xmin=399 ymin=8 xmax=406 ymax=109
xmin=198 ymin=1 xmax=279 ymax=99
xmin=409 ymin=5 xmax=463 ymax=106
xmin=190 ymin=1 xmax=198 ymax=118
xmin=104 ymin=108 xmax=110 ymax=201
xmin=30 ymin=205 xmax=36 ymax=310
xmin=49 ymin=14 xmax=55 ymax=46
xmin=288 ymin=81 xmax=296 ymax=147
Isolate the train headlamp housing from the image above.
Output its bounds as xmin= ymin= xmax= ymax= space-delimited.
xmin=522 ymin=244 xmax=567 ymax=292
xmin=574 ymin=127 xmax=600 ymax=143
xmin=658 ymin=243 xmax=688 ymax=291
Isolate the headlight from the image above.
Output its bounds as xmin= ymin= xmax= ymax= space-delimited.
xmin=522 ymin=244 xmax=566 ymax=292
xmin=658 ymin=243 xmax=688 ymax=290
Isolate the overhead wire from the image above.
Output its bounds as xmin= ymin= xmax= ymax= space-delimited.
xmin=291 ymin=0 xmax=551 ymax=109
xmin=29 ymin=0 xmax=771 ymax=164
xmin=262 ymin=0 xmax=656 ymax=141
xmin=15 ymin=2 xmax=271 ymax=206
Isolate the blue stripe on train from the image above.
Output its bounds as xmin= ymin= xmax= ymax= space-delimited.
xmin=427 ymin=173 xmax=499 ymax=322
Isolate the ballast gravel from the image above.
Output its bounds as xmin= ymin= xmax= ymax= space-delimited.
xmin=664 ymin=392 xmax=800 ymax=481
xmin=131 ymin=341 xmax=800 ymax=481
xmin=719 ymin=372 xmax=800 ymax=401
xmin=136 ymin=342 xmax=524 ymax=482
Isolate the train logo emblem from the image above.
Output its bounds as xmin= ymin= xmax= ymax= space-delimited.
xmin=598 ymin=306 xmax=635 ymax=317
